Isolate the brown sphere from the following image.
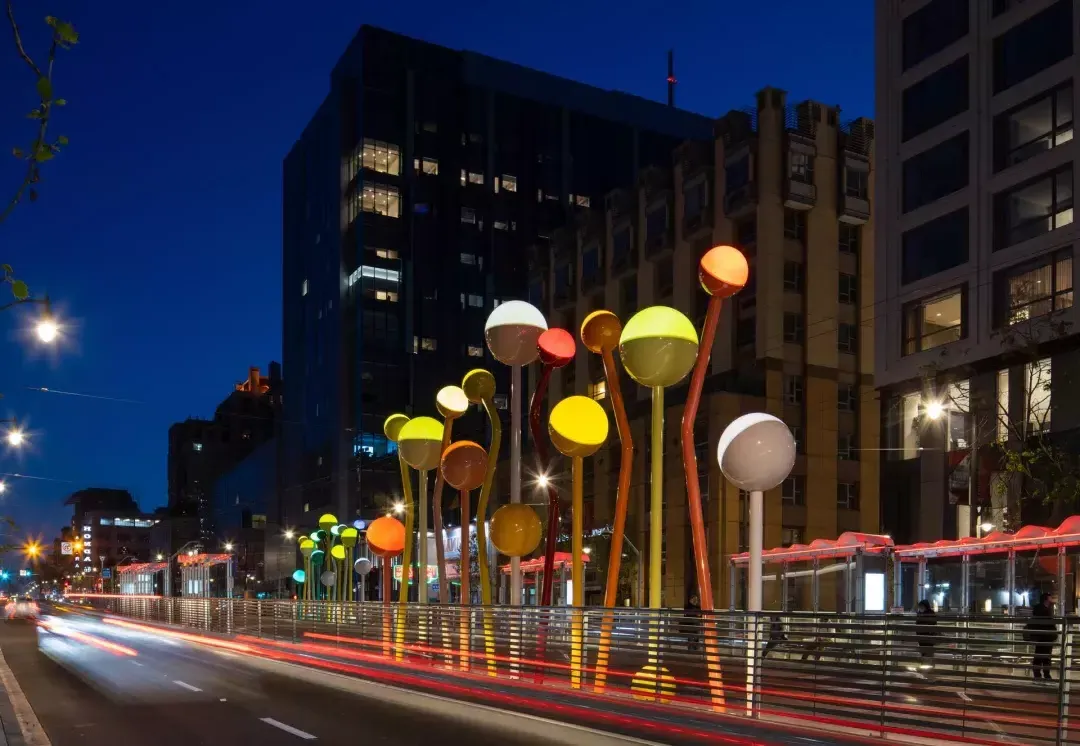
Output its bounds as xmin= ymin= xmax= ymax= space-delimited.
xmin=441 ymin=440 xmax=488 ymax=491
xmin=581 ymin=310 xmax=623 ymax=354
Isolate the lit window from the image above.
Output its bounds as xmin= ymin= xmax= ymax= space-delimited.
xmin=501 ymin=175 xmax=517 ymax=192
xmin=361 ymin=139 xmax=401 ymax=175
xmin=789 ymin=151 xmax=814 ymax=183
xmin=421 ymin=337 xmax=437 ymax=351
xmin=494 ymin=220 xmax=508 ymax=231
xmin=301 ymin=279 xmax=308 ymax=296
xmin=467 ymin=345 xmax=484 ymax=358
xmin=375 ymin=248 xmax=399 ymax=260
xmin=359 ymin=182 xmax=401 ymax=218
xmin=903 ymin=287 xmax=964 ymax=355
xmin=375 ymin=290 xmax=399 ymax=302
xmin=996 ymin=250 xmax=1073 ymax=325
xmin=781 ymin=527 xmax=804 ymax=548
xmin=588 ymin=380 xmax=606 ymax=401
xmin=994 ymin=166 xmax=1074 ymax=249
xmin=460 ymin=253 xmax=477 ymax=265
xmin=303 ymin=503 xmax=310 ymax=513
xmin=494 ymin=394 xmax=508 ymax=410
xmin=576 ymin=195 xmax=590 ymax=207
xmin=419 ymin=157 xmax=439 ymax=175
xmin=193 ymin=443 xmax=203 ymax=452
xmin=468 ymin=294 xmax=484 ymax=308
xmin=1025 ymin=357 xmax=1052 ymax=433
xmin=461 ymin=207 xmax=476 ymax=225
xmin=469 ymin=172 xmax=484 ymax=185
xmin=347 ymin=265 xmax=401 ymax=288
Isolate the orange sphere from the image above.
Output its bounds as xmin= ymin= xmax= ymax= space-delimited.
xmin=538 ymin=328 xmax=575 ymax=368
xmin=490 ymin=504 xmax=542 ymax=557
xmin=366 ymin=516 xmax=405 ymax=558
xmin=441 ymin=441 xmax=487 ymax=491
xmin=699 ymin=245 xmax=749 ymax=298
xmin=581 ymin=310 xmax=623 ymax=354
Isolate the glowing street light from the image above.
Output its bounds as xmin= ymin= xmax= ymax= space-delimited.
xmin=6 ymin=429 xmax=24 ymax=447
xmin=924 ymin=400 xmax=945 ymax=421
xmin=23 ymin=541 xmax=40 ymax=558
xmin=35 ymin=317 xmax=58 ymax=344
xmin=0 ymin=482 xmax=7 ymax=495
xmin=223 ymin=542 xmax=234 ymax=552
xmin=283 ymin=529 xmax=295 ymax=540
xmin=391 ymin=501 xmax=405 ymax=516
xmin=155 ymin=553 xmax=164 ymax=561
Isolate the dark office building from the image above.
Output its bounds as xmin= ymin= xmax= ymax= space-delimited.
xmin=281 ymin=25 xmax=713 ymax=525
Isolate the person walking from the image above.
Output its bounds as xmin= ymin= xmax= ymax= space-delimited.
xmin=915 ymin=600 xmax=938 ymax=665
xmin=1025 ymin=592 xmax=1057 ymax=682
xmin=684 ymin=594 xmax=701 ymax=651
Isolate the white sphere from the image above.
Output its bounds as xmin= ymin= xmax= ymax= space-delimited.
xmin=484 ymin=301 xmax=547 ymax=366
xmin=320 ymin=570 xmax=337 ymax=587
xmin=716 ymin=413 xmax=796 ymax=492
xmin=354 ymin=557 xmax=373 ymax=576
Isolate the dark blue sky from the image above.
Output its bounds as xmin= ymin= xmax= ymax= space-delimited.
xmin=0 ymin=0 xmax=873 ymax=546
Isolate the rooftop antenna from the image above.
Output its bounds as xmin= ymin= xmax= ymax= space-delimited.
xmin=667 ymin=49 xmax=676 ymax=107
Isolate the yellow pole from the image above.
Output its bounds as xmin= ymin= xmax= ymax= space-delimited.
xmin=648 ymin=386 xmax=663 ymax=690
xmin=476 ymin=396 xmax=500 ymax=675
xmin=396 ymin=454 xmax=414 ymax=660
xmin=418 ymin=468 xmax=429 ymax=645
xmin=571 ymin=455 xmax=584 ymax=689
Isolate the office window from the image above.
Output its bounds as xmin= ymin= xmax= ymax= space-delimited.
xmin=838 ymin=383 xmax=857 ymax=412
xmin=362 ymin=139 xmax=401 ymax=175
xmin=575 ymin=195 xmax=591 ymax=208
xmin=646 ymin=203 xmax=668 ymax=243
xmin=461 ymin=207 xmax=476 ymax=225
xmin=587 ymin=380 xmax=607 ymax=401
xmin=375 ymin=248 xmax=399 ymax=260
xmin=784 ymin=374 xmax=803 ymax=405
xmin=783 ymin=209 xmax=806 ymax=240
xmin=467 ymin=345 xmax=484 ymax=358
xmin=903 ymin=287 xmax=964 ymax=354
xmin=1026 ymin=358 xmax=1052 ymax=433
xmin=500 ymin=174 xmax=517 ymax=193
xmin=781 ymin=527 xmax=804 ymax=548
xmin=347 ymin=264 xmax=401 ymax=289
xmin=301 ymin=279 xmax=308 ymax=296
xmin=996 ymin=250 xmax=1073 ymax=325
xmin=684 ymin=179 xmax=707 ymax=219
xmin=845 ymin=168 xmax=869 ymax=199
xmin=469 ymin=171 xmax=484 ymax=185
xmin=192 ymin=442 xmax=203 ymax=453
xmin=902 ymin=56 xmax=969 ymax=141
xmin=993 ymin=0 xmax=1072 ymax=94
xmin=995 ymin=85 xmax=1073 ymax=170
xmin=360 ymin=182 xmax=400 ymax=218
xmin=838 ymin=323 xmax=858 ymax=353
xmin=837 ymin=482 xmax=859 ymax=510
xmin=789 ymin=152 xmax=814 ymax=183
xmin=782 ymin=476 xmax=805 ymax=506
xmin=902 ymin=0 xmax=969 ymax=71
xmin=994 ymin=166 xmax=1073 ymax=249
xmin=415 ymin=157 xmax=438 ymax=175
xmin=903 ymin=131 xmax=969 ymax=212
xmin=996 ymin=368 xmax=1010 ymax=442
xmin=838 ymin=433 xmax=855 ymax=460
xmin=783 ymin=313 xmax=804 ymax=343
xmin=838 ymin=224 xmax=860 ymax=254
xmin=460 ymin=253 xmax=477 ymax=266
xmin=901 ymin=207 xmax=968 ymax=284
xmin=790 ymin=424 xmax=804 ymax=453
xmin=494 ymin=220 xmax=508 ymax=231
xmin=783 ymin=261 xmax=804 ymax=291
xmin=375 ymin=289 xmax=398 ymax=303
xmin=420 ymin=337 xmax=437 ymax=351
xmin=735 ymin=216 xmax=757 ymax=247
xmin=467 ymin=294 xmax=484 ymax=308
xmin=839 ymin=273 xmax=858 ymax=304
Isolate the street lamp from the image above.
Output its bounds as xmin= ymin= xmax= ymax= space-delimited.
xmin=6 ymin=429 xmax=24 ymax=447
xmin=283 ymin=530 xmax=294 ymax=540
xmin=223 ymin=542 xmax=234 ymax=552
xmin=0 ymin=482 xmax=7 ymax=494
xmin=391 ymin=502 xmax=405 ymax=516
xmin=924 ymin=399 xmax=945 ymax=421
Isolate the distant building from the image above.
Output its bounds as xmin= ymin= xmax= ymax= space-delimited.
xmin=166 ymin=364 xmax=282 ymax=551
xmin=64 ymin=488 xmax=157 ymax=579
xmin=281 ymin=25 xmax=714 ymax=529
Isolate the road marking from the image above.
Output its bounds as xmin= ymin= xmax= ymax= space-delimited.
xmin=260 ymin=718 xmax=317 ymax=740
xmin=172 ymin=680 xmax=202 ymax=692
xmin=0 ymin=647 xmax=51 ymax=745
xmin=130 ymin=661 xmax=143 ymax=667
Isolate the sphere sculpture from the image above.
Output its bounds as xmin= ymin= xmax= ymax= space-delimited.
xmin=384 ymin=413 xmax=413 ymax=606
xmin=367 ymin=516 xmax=406 ymax=558
xmin=549 ymin=394 xmax=608 ymax=689
xmin=398 ymin=416 xmax=444 ymax=472
xmin=331 ymin=545 xmax=346 ymax=562
xmin=538 ymin=328 xmax=575 ymax=367
xmin=431 ymin=385 xmax=470 ymax=605
xmin=461 ymin=369 xmax=500 ymax=606
xmin=490 ymin=504 xmax=542 ymax=557
xmin=292 ymin=569 xmax=306 ymax=584
xmin=436 ymin=385 xmax=469 ymax=419
xmin=340 ymin=527 xmax=358 ymax=547
xmin=354 ymin=557 xmax=372 ymax=575
xmin=321 ymin=570 xmax=336 ymax=587
xmin=619 ymin=306 xmax=699 ymax=388
xmin=442 ymin=440 xmax=487 ymax=607
xmin=717 ymin=413 xmax=796 ymax=492
xmin=318 ymin=513 xmax=338 ymax=532
xmin=484 ymin=300 xmax=548 ymax=367
xmin=699 ymin=244 xmax=750 ymax=297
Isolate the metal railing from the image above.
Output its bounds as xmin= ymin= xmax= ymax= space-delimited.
xmin=81 ymin=598 xmax=1080 ymax=745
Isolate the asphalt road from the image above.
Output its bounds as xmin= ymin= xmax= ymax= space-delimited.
xmin=0 ymin=609 xmax=671 ymax=746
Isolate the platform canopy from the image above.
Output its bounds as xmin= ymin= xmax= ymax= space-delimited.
xmin=499 ymin=551 xmax=589 ymax=574
xmin=730 ymin=532 xmax=894 ymax=566
xmin=895 ymin=516 xmax=1080 ymax=561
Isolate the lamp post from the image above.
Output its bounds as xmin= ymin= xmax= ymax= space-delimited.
xmin=485 ymin=300 xmax=547 ymax=606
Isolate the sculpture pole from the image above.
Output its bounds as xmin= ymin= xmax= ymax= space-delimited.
xmin=433 ymin=386 xmax=469 ymax=605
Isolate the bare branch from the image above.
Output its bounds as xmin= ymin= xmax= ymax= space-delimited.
xmin=5 ymin=0 xmax=41 ymax=77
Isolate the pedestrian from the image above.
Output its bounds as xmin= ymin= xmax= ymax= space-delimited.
xmin=1025 ymin=592 xmax=1057 ymax=682
xmin=915 ymin=600 xmax=938 ymax=666
xmin=763 ymin=618 xmax=787 ymax=659
xmin=684 ymin=594 xmax=701 ymax=651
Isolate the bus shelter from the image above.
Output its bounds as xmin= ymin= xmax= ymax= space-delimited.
xmin=498 ymin=552 xmax=589 ymax=606
xmin=729 ymin=532 xmax=894 ymax=613
xmin=178 ymin=553 xmax=234 ymax=598
xmin=894 ymin=515 xmax=1080 ymax=616
xmin=116 ymin=562 xmax=167 ymax=595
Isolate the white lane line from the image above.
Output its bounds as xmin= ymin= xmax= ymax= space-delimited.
xmin=172 ymin=680 xmax=202 ymax=692
xmin=260 ymin=718 xmax=317 ymax=740
xmin=0 ymin=647 xmax=50 ymax=745
xmin=130 ymin=661 xmax=143 ymax=667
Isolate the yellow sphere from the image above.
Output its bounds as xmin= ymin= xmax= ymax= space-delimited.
xmin=384 ymin=413 xmax=410 ymax=443
xmin=436 ymin=386 xmax=469 ymax=419
xmin=490 ymin=504 xmax=543 ymax=557
xmin=549 ymin=396 xmax=609 ymax=458
xmin=619 ymin=306 xmax=698 ymax=388
xmin=340 ymin=527 xmax=359 ymax=548
xmin=299 ymin=538 xmax=315 ymax=557
xmin=462 ymin=369 xmax=496 ymax=403
xmin=330 ymin=545 xmax=346 ymax=561
xmin=398 ymin=416 xmax=444 ymax=471
xmin=318 ymin=513 xmax=338 ymax=531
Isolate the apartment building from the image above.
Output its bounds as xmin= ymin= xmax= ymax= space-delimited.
xmin=875 ymin=0 xmax=1078 ymax=542
xmin=528 ymin=87 xmax=879 ymax=609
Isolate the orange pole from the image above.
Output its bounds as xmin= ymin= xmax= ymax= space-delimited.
xmin=680 ymin=294 xmax=726 ymax=710
xmin=431 ymin=422 xmax=454 ymax=605
xmin=593 ymin=345 xmax=633 ymax=692
xmin=459 ymin=487 xmax=471 ymax=672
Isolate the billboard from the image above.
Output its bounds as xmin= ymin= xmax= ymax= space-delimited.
xmin=60 ymin=542 xmax=73 ymax=556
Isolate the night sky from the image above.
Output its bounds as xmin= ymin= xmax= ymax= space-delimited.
xmin=0 ymin=0 xmax=873 ymax=550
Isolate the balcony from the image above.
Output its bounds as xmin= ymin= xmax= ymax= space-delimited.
xmin=552 ymin=227 xmax=577 ymax=264
xmin=715 ymin=107 xmax=757 ymax=149
xmin=839 ymin=195 xmax=870 ymax=225
xmin=644 ymin=229 xmax=673 ymax=259
xmin=683 ymin=207 xmax=713 ymax=238
xmin=840 ymin=118 xmax=874 ymax=158
xmin=526 ymin=243 xmax=550 ymax=274
xmin=786 ymin=101 xmax=820 ymax=144
xmin=723 ymin=182 xmax=757 ymax=217
xmin=784 ymin=178 xmax=816 ymax=210
xmin=610 ymin=240 xmax=637 ymax=276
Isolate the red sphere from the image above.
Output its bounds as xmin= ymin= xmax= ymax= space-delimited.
xmin=538 ymin=328 xmax=575 ymax=368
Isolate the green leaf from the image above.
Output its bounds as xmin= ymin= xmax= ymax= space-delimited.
xmin=26 ymin=110 xmax=42 ymax=119
xmin=11 ymin=281 xmax=29 ymax=301
xmin=55 ymin=99 xmax=66 ymax=106
xmin=56 ymin=135 xmax=68 ymax=146
xmin=11 ymin=148 xmax=23 ymax=159
xmin=2 ymin=265 xmax=13 ymax=276
xmin=33 ymin=144 xmax=53 ymax=162
xmin=55 ymin=21 xmax=78 ymax=44
xmin=36 ymin=77 xmax=52 ymax=102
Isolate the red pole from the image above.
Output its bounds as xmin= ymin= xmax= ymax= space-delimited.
xmin=530 ymin=364 xmax=560 ymax=606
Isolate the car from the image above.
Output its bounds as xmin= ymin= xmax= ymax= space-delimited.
xmin=5 ymin=598 xmax=39 ymax=620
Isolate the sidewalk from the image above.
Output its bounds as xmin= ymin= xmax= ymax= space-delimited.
xmin=0 ymin=646 xmax=33 ymax=746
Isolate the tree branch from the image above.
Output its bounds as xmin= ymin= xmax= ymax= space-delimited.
xmin=5 ymin=0 xmax=40 ymax=77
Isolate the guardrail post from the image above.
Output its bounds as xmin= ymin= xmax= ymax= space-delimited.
xmin=1057 ymin=620 xmax=1072 ymax=746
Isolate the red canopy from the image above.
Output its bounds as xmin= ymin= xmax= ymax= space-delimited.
xmin=500 ymin=551 xmax=589 ymax=574
xmin=731 ymin=532 xmax=894 ymax=565
xmin=894 ymin=516 xmax=1080 ymax=560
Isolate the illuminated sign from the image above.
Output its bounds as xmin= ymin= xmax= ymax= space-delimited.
xmin=392 ymin=565 xmax=438 ymax=584
xmin=60 ymin=542 xmax=73 ymax=556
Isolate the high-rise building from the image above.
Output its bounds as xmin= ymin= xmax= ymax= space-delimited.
xmin=281 ymin=25 xmax=714 ymax=526
xmin=875 ymin=1 xmax=1077 ymax=542
xmin=528 ymin=87 xmax=879 ymax=609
